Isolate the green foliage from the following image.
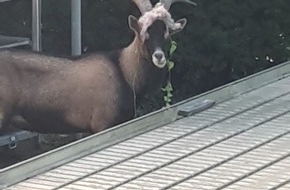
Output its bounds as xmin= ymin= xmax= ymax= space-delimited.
xmin=162 ymin=40 xmax=177 ymax=107
xmin=171 ymin=0 xmax=290 ymax=100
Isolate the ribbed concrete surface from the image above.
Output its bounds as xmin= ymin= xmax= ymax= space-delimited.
xmin=6 ymin=76 xmax=290 ymax=190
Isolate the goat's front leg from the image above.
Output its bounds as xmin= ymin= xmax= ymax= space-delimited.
xmin=90 ymin=109 xmax=113 ymax=133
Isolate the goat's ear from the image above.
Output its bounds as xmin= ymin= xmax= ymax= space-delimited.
xmin=128 ymin=15 xmax=141 ymax=36
xmin=170 ymin=18 xmax=187 ymax=36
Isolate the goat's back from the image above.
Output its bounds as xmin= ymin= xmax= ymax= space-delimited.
xmin=0 ymin=50 xmax=134 ymax=133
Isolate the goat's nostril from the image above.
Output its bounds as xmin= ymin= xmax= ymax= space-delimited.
xmin=154 ymin=52 xmax=164 ymax=61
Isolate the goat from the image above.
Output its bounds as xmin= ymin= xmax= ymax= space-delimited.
xmin=0 ymin=0 xmax=195 ymax=133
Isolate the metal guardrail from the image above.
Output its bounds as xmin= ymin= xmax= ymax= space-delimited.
xmin=0 ymin=0 xmax=41 ymax=51
xmin=32 ymin=0 xmax=41 ymax=52
xmin=0 ymin=35 xmax=30 ymax=49
xmin=0 ymin=131 xmax=38 ymax=149
xmin=0 ymin=0 xmax=81 ymax=55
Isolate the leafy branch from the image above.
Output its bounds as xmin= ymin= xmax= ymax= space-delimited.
xmin=162 ymin=40 xmax=177 ymax=107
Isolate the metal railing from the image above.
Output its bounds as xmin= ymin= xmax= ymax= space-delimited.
xmin=0 ymin=0 xmax=42 ymax=51
xmin=0 ymin=0 xmax=82 ymax=55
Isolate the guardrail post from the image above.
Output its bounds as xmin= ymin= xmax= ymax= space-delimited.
xmin=32 ymin=0 xmax=42 ymax=52
xmin=71 ymin=0 xmax=81 ymax=56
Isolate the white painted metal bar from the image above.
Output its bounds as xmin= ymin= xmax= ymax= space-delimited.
xmin=32 ymin=0 xmax=42 ymax=52
xmin=71 ymin=0 xmax=81 ymax=56
xmin=0 ymin=36 xmax=30 ymax=49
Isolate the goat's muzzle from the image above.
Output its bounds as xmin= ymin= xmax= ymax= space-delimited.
xmin=152 ymin=48 xmax=166 ymax=69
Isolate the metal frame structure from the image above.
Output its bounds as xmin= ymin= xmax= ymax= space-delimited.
xmin=0 ymin=0 xmax=42 ymax=51
xmin=0 ymin=0 xmax=82 ymax=54
xmin=31 ymin=0 xmax=42 ymax=52
xmin=71 ymin=0 xmax=81 ymax=56
xmin=0 ymin=131 xmax=38 ymax=149
xmin=0 ymin=36 xmax=30 ymax=50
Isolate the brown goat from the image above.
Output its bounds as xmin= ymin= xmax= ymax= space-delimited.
xmin=0 ymin=0 xmax=195 ymax=133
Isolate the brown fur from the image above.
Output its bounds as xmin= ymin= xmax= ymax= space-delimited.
xmin=0 ymin=32 xmax=166 ymax=133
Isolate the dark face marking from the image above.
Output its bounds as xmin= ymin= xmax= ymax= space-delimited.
xmin=145 ymin=21 xmax=169 ymax=68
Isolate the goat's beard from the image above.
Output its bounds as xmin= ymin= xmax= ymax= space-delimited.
xmin=152 ymin=57 xmax=166 ymax=69
xmin=152 ymin=56 xmax=166 ymax=69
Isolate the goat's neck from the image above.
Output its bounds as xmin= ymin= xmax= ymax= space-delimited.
xmin=119 ymin=37 xmax=164 ymax=96
xmin=119 ymin=37 xmax=147 ymax=95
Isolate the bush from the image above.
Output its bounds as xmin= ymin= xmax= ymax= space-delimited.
xmin=171 ymin=0 xmax=290 ymax=100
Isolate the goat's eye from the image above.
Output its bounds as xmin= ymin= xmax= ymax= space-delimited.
xmin=145 ymin=32 xmax=150 ymax=40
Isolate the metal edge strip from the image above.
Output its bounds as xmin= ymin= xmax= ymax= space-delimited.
xmin=0 ymin=131 xmax=37 ymax=147
xmin=175 ymin=61 xmax=290 ymax=108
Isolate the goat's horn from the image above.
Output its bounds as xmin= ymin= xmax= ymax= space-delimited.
xmin=132 ymin=0 xmax=153 ymax=14
xmin=159 ymin=0 xmax=197 ymax=10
